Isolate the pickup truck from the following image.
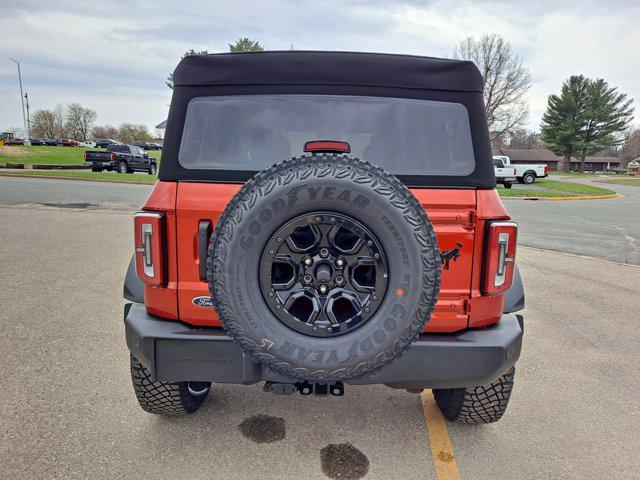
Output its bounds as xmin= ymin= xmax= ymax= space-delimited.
xmin=493 ymin=155 xmax=548 ymax=184
xmin=123 ymin=52 xmax=524 ymax=424
xmin=493 ymin=157 xmax=516 ymax=188
xmin=84 ymin=144 xmax=157 ymax=174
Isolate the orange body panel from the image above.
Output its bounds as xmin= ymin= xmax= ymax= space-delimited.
xmin=140 ymin=182 xmax=511 ymax=333
xmin=141 ymin=181 xmax=179 ymax=319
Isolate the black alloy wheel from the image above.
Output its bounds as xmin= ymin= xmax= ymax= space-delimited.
xmin=259 ymin=212 xmax=389 ymax=338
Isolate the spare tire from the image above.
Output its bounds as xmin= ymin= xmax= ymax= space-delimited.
xmin=207 ymin=154 xmax=440 ymax=382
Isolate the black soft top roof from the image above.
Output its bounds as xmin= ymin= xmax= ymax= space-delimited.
xmin=173 ymin=51 xmax=484 ymax=93
xmin=161 ymin=51 xmax=495 ymax=188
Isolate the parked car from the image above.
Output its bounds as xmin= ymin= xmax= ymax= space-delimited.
xmin=61 ymin=139 xmax=79 ymax=147
xmin=42 ymin=138 xmax=59 ymax=146
xmin=493 ymin=155 xmax=548 ymax=184
xmin=493 ymin=157 xmax=516 ymax=188
xmin=131 ymin=141 xmax=151 ymax=150
xmin=84 ymin=144 xmax=157 ymax=174
xmin=148 ymin=142 xmax=162 ymax=150
xmin=122 ymin=52 xmax=524 ymax=423
xmin=95 ymin=139 xmax=120 ymax=149
xmin=29 ymin=138 xmax=46 ymax=146
xmin=79 ymin=141 xmax=96 ymax=148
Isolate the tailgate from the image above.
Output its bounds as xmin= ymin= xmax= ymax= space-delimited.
xmin=175 ymin=184 xmax=476 ymax=333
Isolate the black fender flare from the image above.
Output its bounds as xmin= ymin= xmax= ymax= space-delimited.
xmin=503 ymin=264 xmax=525 ymax=313
xmin=123 ymin=255 xmax=144 ymax=303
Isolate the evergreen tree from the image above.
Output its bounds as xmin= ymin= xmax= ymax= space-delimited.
xmin=541 ymin=76 xmax=633 ymax=172
xmin=541 ymin=76 xmax=589 ymax=172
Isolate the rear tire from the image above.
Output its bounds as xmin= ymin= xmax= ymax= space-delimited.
xmin=504 ymin=183 xmax=512 ymax=189
xmin=148 ymin=164 xmax=157 ymax=175
xmin=117 ymin=162 xmax=128 ymax=174
xmin=523 ymin=172 xmax=536 ymax=184
xmin=433 ymin=367 xmax=515 ymax=424
xmin=91 ymin=167 xmax=102 ymax=172
xmin=130 ymin=355 xmax=211 ymax=415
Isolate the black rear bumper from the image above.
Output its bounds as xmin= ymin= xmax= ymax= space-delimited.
xmin=125 ymin=303 xmax=523 ymax=389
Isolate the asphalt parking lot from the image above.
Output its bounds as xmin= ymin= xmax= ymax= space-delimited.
xmin=1 ymin=177 xmax=639 ymax=479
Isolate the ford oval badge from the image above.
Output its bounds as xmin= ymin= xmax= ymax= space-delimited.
xmin=192 ymin=296 xmax=214 ymax=308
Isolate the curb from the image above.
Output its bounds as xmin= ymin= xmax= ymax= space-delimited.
xmin=545 ymin=194 xmax=619 ymax=201
xmin=0 ymin=172 xmax=155 ymax=186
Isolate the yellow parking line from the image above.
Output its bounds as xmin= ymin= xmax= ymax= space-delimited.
xmin=420 ymin=390 xmax=460 ymax=480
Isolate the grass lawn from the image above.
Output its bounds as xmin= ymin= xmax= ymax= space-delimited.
xmin=0 ymin=170 xmax=157 ymax=184
xmin=0 ymin=145 xmax=159 ymax=165
xmin=547 ymin=171 xmax=597 ymax=178
xmin=597 ymin=178 xmax=640 ymax=186
xmin=498 ymin=179 xmax=615 ymax=198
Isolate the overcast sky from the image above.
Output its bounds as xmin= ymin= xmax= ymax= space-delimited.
xmin=1 ymin=0 xmax=639 ymax=136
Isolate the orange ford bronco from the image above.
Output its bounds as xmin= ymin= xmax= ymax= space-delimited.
xmin=124 ymin=51 xmax=524 ymax=423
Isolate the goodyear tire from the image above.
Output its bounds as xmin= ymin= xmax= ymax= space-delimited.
xmin=207 ymin=154 xmax=441 ymax=382
xmin=130 ymin=355 xmax=211 ymax=415
xmin=433 ymin=367 xmax=516 ymax=424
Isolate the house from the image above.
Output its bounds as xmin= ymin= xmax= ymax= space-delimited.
xmin=492 ymin=147 xmax=621 ymax=172
xmin=570 ymin=156 xmax=621 ymax=172
xmin=155 ymin=120 xmax=167 ymax=139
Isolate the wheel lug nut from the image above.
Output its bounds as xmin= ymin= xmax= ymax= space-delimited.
xmin=372 ymin=295 xmax=378 ymax=301
xmin=312 ymin=326 xmax=318 ymax=332
xmin=374 ymin=253 xmax=380 ymax=259
xmin=314 ymin=216 xmax=322 ymax=223
xmin=364 ymin=307 xmax=370 ymax=313
xmin=276 ymin=237 xmax=282 ymax=243
xmin=335 ymin=276 xmax=344 ymax=284
xmin=336 ymin=258 xmax=344 ymax=267
xmin=268 ymin=292 xmax=274 ymax=297
xmin=275 ymin=305 xmax=281 ymax=310
xmin=304 ymin=257 xmax=313 ymax=266
xmin=367 ymin=240 xmax=373 ymax=246
xmin=320 ymin=248 xmax=329 ymax=258
xmin=327 ymin=327 xmax=333 ymax=333
xmin=269 ymin=250 xmax=275 ymax=255
xmin=319 ymin=284 xmax=328 ymax=294
xmin=303 ymin=274 xmax=312 ymax=284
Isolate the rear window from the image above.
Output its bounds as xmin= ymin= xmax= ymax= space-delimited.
xmin=178 ymin=95 xmax=475 ymax=176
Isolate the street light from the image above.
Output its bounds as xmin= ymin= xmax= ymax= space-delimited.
xmin=9 ymin=58 xmax=31 ymax=145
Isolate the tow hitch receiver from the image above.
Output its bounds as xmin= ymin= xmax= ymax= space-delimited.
xmin=263 ymin=381 xmax=345 ymax=396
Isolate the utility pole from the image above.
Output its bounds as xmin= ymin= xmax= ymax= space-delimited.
xmin=9 ymin=58 xmax=30 ymax=145
xmin=24 ymin=93 xmax=31 ymax=139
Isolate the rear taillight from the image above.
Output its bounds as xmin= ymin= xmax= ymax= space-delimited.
xmin=544 ymin=165 xmax=549 ymax=174
xmin=110 ymin=153 xmax=115 ymax=161
xmin=482 ymin=221 xmax=517 ymax=295
xmin=84 ymin=152 xmax=87 ymax=161
xmin=513 ymin=168 xmax=517 ymax=175
xmin=134 ymin=211 xmax=165 ymax=286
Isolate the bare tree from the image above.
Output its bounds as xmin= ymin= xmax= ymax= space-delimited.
xmin=30 ymin=109 xmax=58 ymax=138
xmin=453 ymin=34 xmax=531 ymax=142
xmin=620 ymin=128 xmax=640 ymax=164
xmin=65 ymin=103 xmax=97 ymax=141
xmin=508 ymin=128 xmax=542 ymax=149
xmin=5 ymin=126 xmax=26 ymax=138
xmin=91 ymin=125 xmax=118 ymax=140
xmin=53 ymin=105 xmax=67 ymax=139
